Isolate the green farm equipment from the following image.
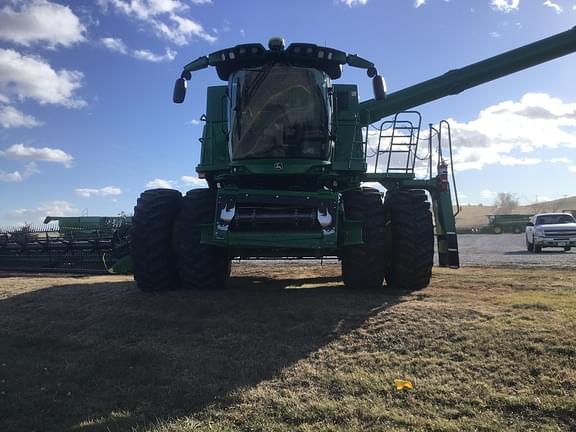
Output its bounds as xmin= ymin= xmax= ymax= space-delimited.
xmin=131 ymin=28 xmax=576 ymax=292
xmin=0 ymin=216 xmax=131 ymax=273
xmin=485 ymin=214 xmax=533 ymax=234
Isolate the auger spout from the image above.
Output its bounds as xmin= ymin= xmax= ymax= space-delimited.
xmin=358 ymin=26 xmax=576 ymax=125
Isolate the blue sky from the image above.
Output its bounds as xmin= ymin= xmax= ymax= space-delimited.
xmin=1 ymin=0 xmax=576 ymax=225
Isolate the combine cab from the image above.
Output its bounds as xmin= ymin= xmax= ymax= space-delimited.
xmin=131 ymin=29 xmax=576 ymax=291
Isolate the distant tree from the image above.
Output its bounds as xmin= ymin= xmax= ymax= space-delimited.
xmin=494 ymin=192 xmax=519 ymax=214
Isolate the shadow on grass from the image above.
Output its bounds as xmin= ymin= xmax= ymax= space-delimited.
xmin=0 ymin=272 xmax=402 ymax=432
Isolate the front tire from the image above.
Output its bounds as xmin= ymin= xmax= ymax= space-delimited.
xmin=526 ymin=236 xmax=534 ymax=252
xmin=178 ymin=189 xmax=231 ymax=290
xmin=384 ymin=190 xmax=434 ymax=291
xmin=131 ymin=189 xmax=182 ymax=292
xmin=340 ymin=188 xmax=387 ymax=289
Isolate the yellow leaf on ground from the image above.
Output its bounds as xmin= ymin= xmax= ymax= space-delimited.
xmin=394 ymin=379 xmax=413 ymax=390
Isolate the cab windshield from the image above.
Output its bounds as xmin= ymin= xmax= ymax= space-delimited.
xmin=229 ymin=64 xmax=330 ymax=160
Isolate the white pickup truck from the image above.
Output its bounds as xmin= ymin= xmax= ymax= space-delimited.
xmin=525 ymin=212 xmax=576 ymax=253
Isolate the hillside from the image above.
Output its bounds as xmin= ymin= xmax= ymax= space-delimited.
xmin=455 ymin=195 xmax=576 ymax=229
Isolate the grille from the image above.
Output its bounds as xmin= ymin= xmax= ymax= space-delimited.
xmin=230 ymin=205 xmax=320 ymax=232
xmin=543 ymin=230 xmax=576 ymax=238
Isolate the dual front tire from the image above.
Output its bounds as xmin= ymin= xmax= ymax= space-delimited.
xmin=131 ymin=188 xmax=229 ymax=292
xmin=341 ymin=188 xmax=434 ymax=291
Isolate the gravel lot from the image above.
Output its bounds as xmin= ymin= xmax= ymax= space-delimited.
xmin=456 ymin=233 xmax=576 ymax=267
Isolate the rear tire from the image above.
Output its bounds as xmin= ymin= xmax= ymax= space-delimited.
xmin=131 ymin=189 xmax=182 ymax=292
xmin=340 ymin=188 xmax=387 ymax=289
xmin=564 ymin=246 xmax=571 ymax=252
xmin=493 ymin=225 xmax=503 ymax=234
xmin=384 ymin=190 xmax=434 ymax=291
xmin=178 ymin=189 xmax=231 ymax=290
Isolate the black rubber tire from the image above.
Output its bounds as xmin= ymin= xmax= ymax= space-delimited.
xmin=383 ymin=189 xmax=434 ymax=291
xmin=493 ymin=225 xmax=504 ymax=234
xmin=131 ymin=189 xmax=182 ymax=292
xmin=534 ymin=244 xmax=542 ymax=253
xmin=513 ymin=226 xmax=522 ymax=234
xmin=564 ymin=246 xmax=571 ymax=252
xmin=526 ymin=237 xmax=534 ymax=252
xmin=340 ymin=187 xmax=387 ymax=289
xmin=178 ymin=189 xmax=231 ymax=290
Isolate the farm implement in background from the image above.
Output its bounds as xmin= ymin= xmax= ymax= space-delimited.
xmin=0 ymin=216 xmax=132 ymax=274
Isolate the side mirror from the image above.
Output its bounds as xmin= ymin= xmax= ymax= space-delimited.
xmin=526 ymin=222 xmax=534 ymax=227
xmin=173 ymin=78 xmax=187 ymax=103
xmin=372 ymin=75 xmax=386 ymax=100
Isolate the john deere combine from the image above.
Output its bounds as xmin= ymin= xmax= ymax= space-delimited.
xmin=131 ymin=28 xmax=576 ymax=292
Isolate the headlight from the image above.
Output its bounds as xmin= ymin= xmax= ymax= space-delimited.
xmin=534 ymin=229 xmax=545 ymax=236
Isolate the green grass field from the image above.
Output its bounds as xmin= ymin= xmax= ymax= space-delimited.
xmin=0 ymin=265 xmax=574 ymax=431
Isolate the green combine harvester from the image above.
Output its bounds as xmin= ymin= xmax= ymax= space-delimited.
xmin=125 ymin=28 xmax=576 ymax=291
xmin=485 ymin=214 xmax=534 ymax=234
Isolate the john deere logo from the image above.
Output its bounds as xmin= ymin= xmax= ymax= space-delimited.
xmin=274 ymin=162 xmax=284 ymax=170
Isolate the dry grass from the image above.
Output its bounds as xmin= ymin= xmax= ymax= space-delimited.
xmin=0 ymin=265 xmax=575 ymax=432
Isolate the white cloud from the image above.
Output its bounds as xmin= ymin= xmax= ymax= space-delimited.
xmin=146 ymin=178 xmax=176 ymax=189
xmin=1 ymin=143 xmax=73 ymax=167
xmin=0 ymin=170 xmax=22 ymax=182
xmin=146 ymin=175 xmax=207 ymax=189
xmin=0 ymin=105 xmax=42 ymax=128
xmin=543 ymin=0 xmax=562 ymax=13
xmin=414 ymin=0 xmax=426 ymax=7
xmin=548 ymin=157 xmax=572 ymax=164
xmin=133 ymin=47 xmax=176 ymax=62
xmin=187 ymin=119 xmax=201 ymax=125
xmin=489 ymin=31 xmax=500 ymax=38
xmin=5 ymin=200 xmax=79 ymax=225
xmin=100 ymin=0 xmax=216 ymax=45
xmin=447 ymin=93 xmax=576 ymax=171
xmin=101 ymin=37 xmax=177 ymax=62
xmin=0 ymin=162 xmax=38 ymax=182
xmin=75 ymin=186 xmax=123 ymax=198
xmin=190 ymin=0 xmax=212 ymax=3
xmin=101 ymin=37 xmax=128 ymax=54
xmin=340 ymin=0 xmax=368 ymax=6
xmin=180 ymin=175 xmax=207 ymax=188
xmin=491 ymin=0 xmax=520 ymax=12
xmin=498 ymin=156 xmax=541 ymax=166
xmin=0 ymin=48 xmax=85 ymax=107
xmin=480 ymin=189 xmax=498 ymax=199
xmin=0 ymin=0 xmax=86 ymax=48
xmin=569 ymin=166 xmax=576 ymax=173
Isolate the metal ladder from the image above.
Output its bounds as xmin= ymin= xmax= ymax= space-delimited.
xmin=372 ymin=111 xmax=422 ymax=174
